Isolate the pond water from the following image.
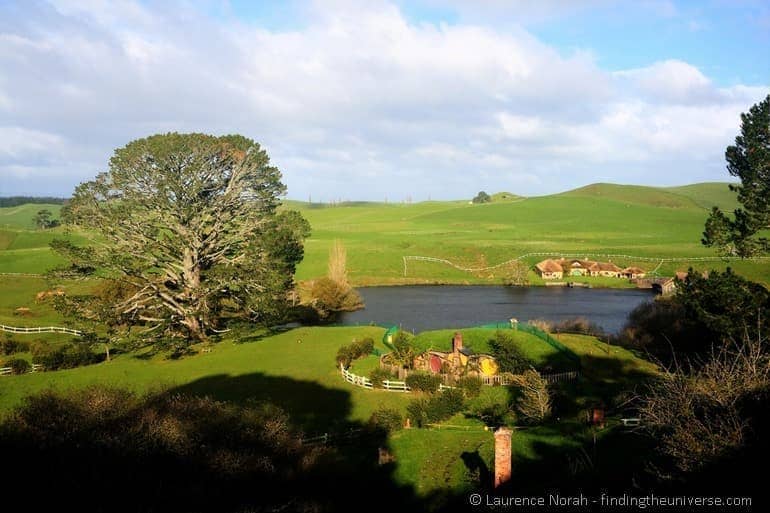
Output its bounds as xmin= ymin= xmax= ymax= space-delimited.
xmin=338 ymin=285 xmax=655 ymax=334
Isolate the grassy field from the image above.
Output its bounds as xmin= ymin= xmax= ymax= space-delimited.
xmin=0 ymin=323 xmax=658 ymax=496
xmin=286 ymin=182 xmax=768 ymax=287
xmin=1 ymin=183 xmax=766 ymax=286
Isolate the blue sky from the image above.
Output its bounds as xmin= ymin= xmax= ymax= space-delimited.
xmin=1 ymin=0 xmax=768 ymax=200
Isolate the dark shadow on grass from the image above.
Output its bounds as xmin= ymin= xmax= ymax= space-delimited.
xmin=170 ymin=372 xmax=353 ymax=431
xmin=0 ymin=374 xmax=434 ymax=512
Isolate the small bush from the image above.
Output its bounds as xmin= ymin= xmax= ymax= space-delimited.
xmin=1 ymin=338 xmax=30 ymax=355
xmin=405 ymin=371 xmax=442 ymax=393
xmin=405 ymin=389 xmax=466 ymax=427
xmin=554 ymin=317 xmax=604 ymax=336
xmin=425 ymin=389 xmax=465 ymax=421
xmin=468 ymin=390 xmax=511 ymax=426
xmin=406 ymin=399 xmax=429 ymax=428
xmin=457 ymin=376 xmax=483 ymax=398
xmin=369 ymin=367 xmax=394 ymax=389
xmin=527 ymin=319 xmax=553 ymax=332
xmin=6 ymin=358 xmax=31 ymax=375
xmin=353 ymin=337 xmax=374 ymax=356
xmin=335 ymin=337 xmax=375 ymax=369
xmin=368 ymin=408 xmax=403 ymax=433
xmin=335 ymin=345 xmax=355 ymax=368
xmin=31 ymin=343 xmax=101 ymax=371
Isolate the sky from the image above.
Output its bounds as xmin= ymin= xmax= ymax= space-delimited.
xmin=0 ymin=0 xmax=768 ymax=201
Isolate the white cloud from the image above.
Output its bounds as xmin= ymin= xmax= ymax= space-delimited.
xmin=0 ymin=0 xmax=766 ymax=200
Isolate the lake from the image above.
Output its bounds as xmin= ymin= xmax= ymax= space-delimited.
xmin=338 ymin=285 xmax=655 ymax=334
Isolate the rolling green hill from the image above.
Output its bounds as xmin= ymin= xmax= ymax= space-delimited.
xmin=0 ymin=183 xmax=766 ymax=286
xmin=0 ymin=203 xmax=62 ymax=230
xmin=662 ymin=182 xmax=739 ymax=211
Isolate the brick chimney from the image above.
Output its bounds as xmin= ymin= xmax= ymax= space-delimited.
xmin=452 ymin=332 xmax=463 ymax=354
xmin=493 ymin=427 xmax=513 ymax=488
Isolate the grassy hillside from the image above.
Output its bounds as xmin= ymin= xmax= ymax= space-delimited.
xmin=663 ymin=182 xmax=739 ymax=211
xmin=0 ymin=203 xmax=62 ymax=230
xmin=1 ymin=183 xmax=767 ymax=287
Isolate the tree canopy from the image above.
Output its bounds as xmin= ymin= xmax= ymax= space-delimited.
xmin=472 ymin=191 xmax=491 ymax=204
xmin=703 ymin=94 xmax=770 ymax=257
xmin=53 ymin=133 xmax=309 ymax=342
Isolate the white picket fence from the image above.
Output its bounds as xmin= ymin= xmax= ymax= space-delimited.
xmin=0 ymin=363 xmax=45 ymax=376
xmin=0 ymin=324 xmax=83 ymax=336
xmin=341 ymin=365 xmax=579 ymax=392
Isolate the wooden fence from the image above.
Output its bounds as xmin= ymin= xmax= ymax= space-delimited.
xmin=0 ymin=324 xmax=83 ymax=336
xmin=0 ymin=363 xmax=45 ymax=376
xmin=341 ymin=365 xmax=579 ymax=392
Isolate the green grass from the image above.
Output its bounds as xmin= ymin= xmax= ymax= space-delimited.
xmin=1 ymin=183 xmax=767 ymax=286
xmin=0 ymin=324 xmax=660 ymax=497
xmin=0 ymin=326 xmax=414 ymax=428
xmin=0 ymin=203 xmax=61 ymax=230
xmin=285 ymin=182 xmax=768 ymax=287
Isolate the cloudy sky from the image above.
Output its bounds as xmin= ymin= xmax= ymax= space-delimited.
xmin=1 ymin=0 xmax=768 ymax=201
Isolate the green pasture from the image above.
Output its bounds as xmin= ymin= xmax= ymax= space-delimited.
xmin=1 ymin=183 xmax=766 ymax=286
xmin=288 ymin=182 xmax=767 ymax=286
xmin=0 ymin=203 xmax=62 ymax=230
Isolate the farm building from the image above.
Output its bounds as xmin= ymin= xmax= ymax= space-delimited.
xmin=622 ymin=266 xmax=646 ymax=279
xmin=535 ymin=258 xmax=645 ymax=280
xmin=534 ymin=259 xmax=564 ymax=279
xmin=588 ymin=261 xmax=623 ymax=277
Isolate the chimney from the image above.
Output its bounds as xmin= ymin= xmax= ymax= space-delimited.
xmin=493 ymin=427 xmax=513 ymax=488
xmin=452 ymin=332 xmax=463 ymax=354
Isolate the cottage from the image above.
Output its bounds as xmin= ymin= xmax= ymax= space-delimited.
xmin=560 ymin=258 xmax=593 ymax=277
xmin=534 ymin=257 xmax=646 ymax=281
xmin=622 ymin=266 xmax=646 ymax=279
xmin=589 ymin=261 xmax=623 ymax=278
xmin=412 ymin=332 xmax=498 ymax=378
xmin=534 ymin=259 xmax=564 ymax=280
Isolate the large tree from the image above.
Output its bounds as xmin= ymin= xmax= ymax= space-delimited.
xmin=703 ymin=94 xmax=770 ymax=257
xmin=54 ymin=133 xmax=309 ymax=342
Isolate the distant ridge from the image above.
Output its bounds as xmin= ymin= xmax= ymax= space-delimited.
xmin=559 ymin=182 xmax=737 ymax=210
xmin=0 ymin=196 xmax=67 ymax=208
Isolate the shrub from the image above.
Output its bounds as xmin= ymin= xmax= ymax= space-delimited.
xmin=457 ymin=376 xmax=483 ymax=398
xmin=335 ymin=345 xmax=355 ymax=368
xmin=468 ymin=389 xmax=511 ymax=426
xmin=31 ymin=343 xmax=102 ymax=371
xmin=527 ymin=319 xmax=553 ymax=332
xmin=405 ymin=371 xmax=442 ymax=393
xmin=425 ymin=389 xmax=465 ymax=422
xmin=369 ymin=367 xmax=394 ymax=389
xmin=1 ymin=338 xmax=30 ymax=355
xmin=406 ymin=399 xmax=429 ymax=428
xmin=368 ymin=408 xmax=403 ymax=433
xmin=489 ymin=330 xmax=530 ymax=374
xmin=352 ymin=337 xmax=374 ymax=356
xmin=309 ymin=277 xmax=363 ymax=319
xmin=554 ymin=317 xmax=604 ymax=336
xmin=6 ymin=358 xmax=31 ymax=375
xmin=405 ymin=389 xmax=466 ymax=427
xmin=335 ymin=337 xmax=375 ymax=369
